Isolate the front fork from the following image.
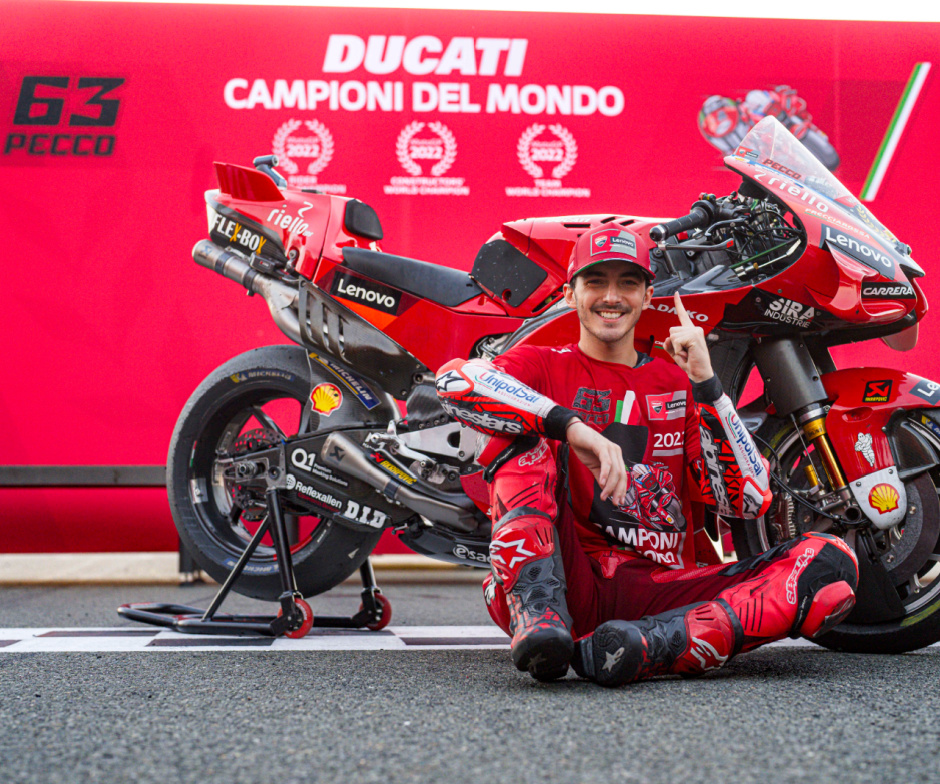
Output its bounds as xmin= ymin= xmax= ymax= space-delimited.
xmin=753 ymin=338 xmax=867 ymax=524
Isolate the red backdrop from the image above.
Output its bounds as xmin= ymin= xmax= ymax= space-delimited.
xmin=1 ymin=2 xmax=938 ymax=551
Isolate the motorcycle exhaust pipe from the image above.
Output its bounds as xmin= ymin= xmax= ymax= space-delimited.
xmin=320 ymin=432 xmax=480 ymax=534
xmin=192 ymin=240 xmax=303 ymax=346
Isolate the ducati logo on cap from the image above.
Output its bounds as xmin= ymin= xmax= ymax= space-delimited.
xmin=590 ymin=228 xmax=637 ymax=258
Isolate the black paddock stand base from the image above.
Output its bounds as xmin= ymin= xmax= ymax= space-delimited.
xmin=118 ymin=489 xmax=390 ymax=638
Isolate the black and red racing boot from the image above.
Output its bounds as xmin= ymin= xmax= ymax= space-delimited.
xmin=489 ymin=507 xmax=573 ymax=681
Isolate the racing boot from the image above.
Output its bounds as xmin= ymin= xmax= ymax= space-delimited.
xmin=572 ymin=532 xmax=858 ymax=687
xmin=488 ymin=507 xmax=573 ymax=681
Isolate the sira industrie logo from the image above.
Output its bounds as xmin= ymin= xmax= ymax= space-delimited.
xmin=4 ymin=76 xmax=125 ymax=159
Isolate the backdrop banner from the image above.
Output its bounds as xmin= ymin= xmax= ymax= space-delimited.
xmin=1 ymin=2 xmax=938 ymax=551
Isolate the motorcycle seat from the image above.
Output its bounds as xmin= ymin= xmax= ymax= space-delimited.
xmin=342 ymin=247 xmax=483 ymax=308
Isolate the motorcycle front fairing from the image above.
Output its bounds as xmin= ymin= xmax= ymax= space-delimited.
xmin=725 ymin=117 xmax=923 ymax=330
xmin=727 ymin=118 xmax=934 ymax=527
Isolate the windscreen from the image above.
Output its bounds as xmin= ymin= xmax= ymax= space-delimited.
xmin=732 ymin=116 xmax=900 ymax=250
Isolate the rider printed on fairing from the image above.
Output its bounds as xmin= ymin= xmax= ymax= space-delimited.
xmin=436 ymin=223 xmax=859 ymax=685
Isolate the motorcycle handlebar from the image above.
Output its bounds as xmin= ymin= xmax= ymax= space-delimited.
xmin=649 ymin=200 xmax=719 ymax=243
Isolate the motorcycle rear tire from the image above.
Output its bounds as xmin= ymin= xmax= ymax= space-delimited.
xmin=167 ymin=345 xmax=383 ymax=601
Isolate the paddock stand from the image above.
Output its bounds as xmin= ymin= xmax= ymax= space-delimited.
xmin=118 ymin=489 xmax=391 ymax=638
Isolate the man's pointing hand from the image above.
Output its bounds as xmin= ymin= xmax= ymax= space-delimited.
xmin=663 ymin=292 xmax=714 ymax=383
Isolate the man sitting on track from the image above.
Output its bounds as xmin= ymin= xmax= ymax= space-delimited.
xmin=435 ymin=221 xmax=859 ymax=685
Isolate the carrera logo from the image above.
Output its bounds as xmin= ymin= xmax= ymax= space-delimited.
xmin=646 ymin=392 xmax=686 ymax=421
xmin=863 ymin=380 xmax=893 ymax=403
xmin=331 ymin=272 xmax=401 ymax=314
xmin=861 ymin=282 xmax=915 ymax=300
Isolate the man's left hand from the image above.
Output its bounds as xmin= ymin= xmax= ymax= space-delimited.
xmin=663 ymin=292 xmax=714 ymax=383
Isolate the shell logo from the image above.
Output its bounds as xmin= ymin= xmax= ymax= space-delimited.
xmin=868 ymin=483 xmax=900 ymax=514
xmin=311 ymin=383 xmax=343 ymax=416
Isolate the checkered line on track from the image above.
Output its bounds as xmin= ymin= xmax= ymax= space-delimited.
xmin=0 ymin=626 xmax=512 ymax=652
xmin=0 ymin=626 xmax=854 ymax=653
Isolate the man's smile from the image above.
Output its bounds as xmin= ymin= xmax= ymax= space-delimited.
xmin=594 ymin=308 xmax=628 ymax=323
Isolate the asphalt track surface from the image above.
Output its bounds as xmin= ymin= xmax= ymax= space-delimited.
xmin=2 ymin=572 xmax=940 ymax=784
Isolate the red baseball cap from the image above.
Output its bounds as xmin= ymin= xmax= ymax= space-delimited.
xmin=567 ymin=224 xmax=654 ymax=284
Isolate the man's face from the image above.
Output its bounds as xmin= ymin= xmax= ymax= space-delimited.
xmin=563 ymin=259 xmax=653 ymax=345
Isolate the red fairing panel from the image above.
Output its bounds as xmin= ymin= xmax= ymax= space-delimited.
xmin=821 ymin=368 xmax=940 ymax=483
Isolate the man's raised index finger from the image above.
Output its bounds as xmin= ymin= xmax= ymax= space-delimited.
xmin=674 ymin=292 xmax=693 ymax=326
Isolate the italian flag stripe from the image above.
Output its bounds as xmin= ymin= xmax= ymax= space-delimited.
xmin=861 ymin=62 xmax=931 ymax=202
xmin=616 ymin=391 xmax=636 ymax=424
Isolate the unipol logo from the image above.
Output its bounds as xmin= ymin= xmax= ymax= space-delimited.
xmin=507 ymin=123 xmax=589 ymax=199
xmin=272 ymin=119 xmax=345 ymax=193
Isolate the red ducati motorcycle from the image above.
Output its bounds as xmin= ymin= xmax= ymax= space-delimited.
xmin=157 ymin=117 xmax=938 ymax=652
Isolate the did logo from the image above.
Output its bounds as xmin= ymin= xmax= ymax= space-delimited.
xmin=271 ymin=119 xmax=346 ymax=193
xmin=506 ymin=123 xmax=590 ymax=198
xmin=384 ymin=121 xmax=468 ymax=196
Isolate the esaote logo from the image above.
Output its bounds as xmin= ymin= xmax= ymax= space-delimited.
xmin=384 ymin=121 xmax=468 ymax=196
xmin=271 ymin=119 xmax=346 ymax=194
xmin=506 ymin=124 xmax=590 ymax=199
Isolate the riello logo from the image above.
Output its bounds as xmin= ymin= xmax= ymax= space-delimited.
xmin=4 ymin=76 xmax=124 ymax=158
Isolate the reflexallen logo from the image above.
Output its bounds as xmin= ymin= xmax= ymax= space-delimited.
xmin=271 ymin=119 xmax=346 ymax=193
xmin=384 ymin=121 xmax=467 ymax=196
xmin=507 ymin=123 xmax=590 ymax=198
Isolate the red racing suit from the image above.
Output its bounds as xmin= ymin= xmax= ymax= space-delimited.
xmin=437 ymin=343 xmax=773 ymax=572
xmin=437 ymin=343 xmax=858 ymax=679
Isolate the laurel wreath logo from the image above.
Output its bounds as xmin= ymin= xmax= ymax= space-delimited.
xmin=395 ymin=121 xmax=457 ymax=177
xmin=516 ymin=123 xmax=578 ymax=181
xmin=304 ymin=120 xmax=334 ymax=176
xmin=549 ymin=123 xmax=578 ymax=179
xmin=396 ymin=121 xmax=425 ymax=176
xmin=271 ymin=119 xmax=335 ymax=178
xmin=428 ymin=121 xmax=457 ymax=177
xmin=517 ymin=123 xmax=545 ymax=179
xmin=272 ymin=119 xmax=303 ymax=175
